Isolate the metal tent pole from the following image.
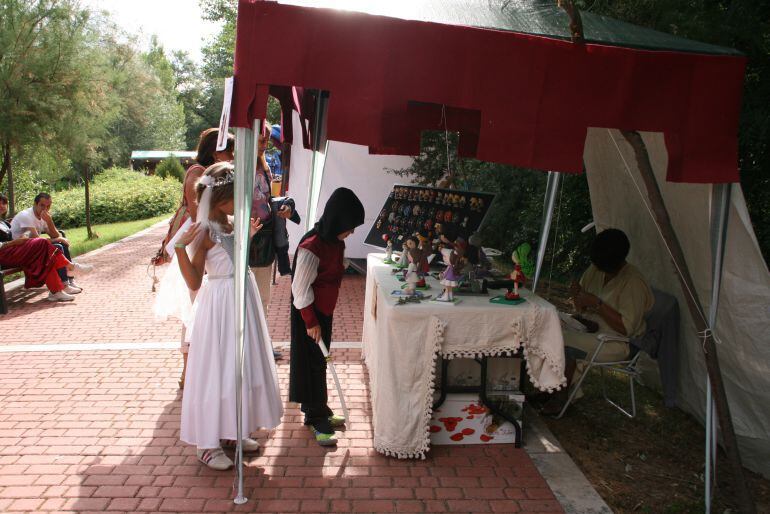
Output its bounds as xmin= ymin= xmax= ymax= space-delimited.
xmin=305 ymin=91 xmax=329 ymax=232
xmin=232 ymin=119 xmax=260 ymax=505
xmin=705 ymin=183 xmax=732 ymax=513
xmin=532 ymin=171 xmax=562 ymax=293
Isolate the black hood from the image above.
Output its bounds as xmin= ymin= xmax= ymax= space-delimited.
xmin=315 ymin=187 xmax=365 ymax=242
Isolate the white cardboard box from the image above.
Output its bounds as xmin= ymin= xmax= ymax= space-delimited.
xmin=430 ymin=393 xmax=524 ymax=445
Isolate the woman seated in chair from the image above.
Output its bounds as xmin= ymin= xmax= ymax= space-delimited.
xmin=542 ymin=228 xmax=653 ymax=415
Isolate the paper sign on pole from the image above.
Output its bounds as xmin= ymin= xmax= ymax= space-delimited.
xmin=216 ymin=77 xmax=234 ymax=151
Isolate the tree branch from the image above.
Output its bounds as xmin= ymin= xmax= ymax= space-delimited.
xmin=558 ymin=0 xmax=585 ymax=43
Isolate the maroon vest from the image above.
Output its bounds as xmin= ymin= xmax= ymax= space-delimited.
xmin=299 ymin=234 xmax=345 ymax=317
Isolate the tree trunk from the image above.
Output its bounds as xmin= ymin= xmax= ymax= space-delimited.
xmin=84 ymin=166 xmax=96 ymax=240
xmin=0 ymin=140 xmax=8 ymax=187
xmin=620 ymin=130 xmax=756 ymax=514
xmin=2 ymin=142 xmax=15 ymax=216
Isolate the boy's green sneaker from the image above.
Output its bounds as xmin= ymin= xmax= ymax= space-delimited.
xmin=329 ymin=414 xmax=346 ymax=428
xmin=311 ymin=428 xmax=338 ymax=446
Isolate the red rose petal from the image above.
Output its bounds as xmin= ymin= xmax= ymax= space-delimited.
xmin=466 ymin=415 xmax=474 ymax=419
xmin=429 ymin=425 xmax=441 ymax=433
xmin=462 ymin=428 xmax=475 ymax=435
xmin=480 ymin=434 xmax=493 ymax=442
xmin=450 ymin=433 xmax=464 ymax=441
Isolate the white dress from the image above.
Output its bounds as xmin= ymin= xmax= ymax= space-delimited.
xmin=180 ymin=231 xmax=283 ymax=449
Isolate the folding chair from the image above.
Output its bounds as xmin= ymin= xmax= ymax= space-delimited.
xmin=556 ymin=289 xmax=678 ymax=419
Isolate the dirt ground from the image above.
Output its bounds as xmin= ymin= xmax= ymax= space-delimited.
xmin=535 ymin=281 xmax=770 ymax=514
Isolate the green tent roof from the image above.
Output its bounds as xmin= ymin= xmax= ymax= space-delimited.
xmin=281 ymin=0 xmax=741 ymax=56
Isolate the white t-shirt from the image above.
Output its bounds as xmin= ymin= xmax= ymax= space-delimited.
xmin=10 ymin=207 xmax=49 ymax=239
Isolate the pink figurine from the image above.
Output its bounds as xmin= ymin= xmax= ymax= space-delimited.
xmin=437 ymin=240 xmax=467 ymax=302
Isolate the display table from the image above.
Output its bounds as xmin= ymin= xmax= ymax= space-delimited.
xmin=362 ymin=254 xmax=566 ymax=459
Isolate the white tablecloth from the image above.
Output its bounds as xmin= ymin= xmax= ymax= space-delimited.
xmin=362 ymin=254 xmax=566 ymax=459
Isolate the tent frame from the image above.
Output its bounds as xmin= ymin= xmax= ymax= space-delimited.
xmin=228 ymin=2 xmax=754 ymax=511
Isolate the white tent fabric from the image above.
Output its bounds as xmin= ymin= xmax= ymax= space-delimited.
xmin=284 ymin=112 xmax=413 ymax=258
xmin=583 ymin=128 xmax=770 ymax=478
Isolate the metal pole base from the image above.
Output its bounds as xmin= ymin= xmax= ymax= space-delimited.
xmin=233 ymin=495 xmax=248 ymax=505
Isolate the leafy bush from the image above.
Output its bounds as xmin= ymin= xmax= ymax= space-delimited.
xmin=155 ymin=156 xmax=185 ymax=182
xmin=48 ymin=167 xmax=180 ymax=228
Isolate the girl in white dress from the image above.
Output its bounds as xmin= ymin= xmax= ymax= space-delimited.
xmin=174 ymin=162 xmax=283 ymax=470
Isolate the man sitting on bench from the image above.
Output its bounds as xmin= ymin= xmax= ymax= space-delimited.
xmin=10 ymin=192 xmax=90 ymax=292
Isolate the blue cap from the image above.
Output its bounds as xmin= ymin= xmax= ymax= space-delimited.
xmin=270 ymin=125 xmax=282 ymax=142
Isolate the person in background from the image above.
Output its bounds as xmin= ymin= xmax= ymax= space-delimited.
xmin=153 ymin=128 xmax=235 ymax=389
xmin=249 ymin=123 xmax=299 ymax=360
xmin=541 ymin=228 xmax=653 ymax=415
xmin=1 ymin=194 xmax=91 ymax=302
xmin=289 ymin=187 xmax=365 ymax=446
xmin=10 ymin=192 xmax=91 ymax=292
xmin=157 ymin=128 xmax=236 ymax=263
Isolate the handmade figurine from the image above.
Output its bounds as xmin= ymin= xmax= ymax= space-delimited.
xmin=416 ymin=231 xmax=431 ymax=288
xmin=382 ymin=234 xmax=394 ymax=264
xmin=436 ymin=238 xmax=467 ymax=302
xmin=402 ymin=239 xmax=421 ymax=296
xmin=505 ymin=243 xmax=532 ymax=300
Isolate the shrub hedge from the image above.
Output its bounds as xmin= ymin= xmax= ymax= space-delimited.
xmin=155 ymin=156 xmax=185 ymax=182
xmin=49 ymin=168 xmax=180 ymax=228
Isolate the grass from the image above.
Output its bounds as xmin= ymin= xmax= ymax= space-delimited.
xmin=64 ymin=213 xmax=171 ymax=258
xmin=2 ymin=214 xmax=171 ymax=283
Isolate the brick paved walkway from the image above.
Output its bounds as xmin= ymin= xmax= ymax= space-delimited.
xmin=0 ymin=223 xmax=563 ymax=513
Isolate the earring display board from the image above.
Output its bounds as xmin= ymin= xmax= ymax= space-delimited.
xmin=364 ymin=185 xmax=496 ymax=252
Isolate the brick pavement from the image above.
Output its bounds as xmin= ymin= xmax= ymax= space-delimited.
xmin=1 ymin=223 xmax=364 ymax=345
xmin=0 ymin=349 xmax=561 ymax=513
xmin=0 ymin=223 xmax=563 ymax=513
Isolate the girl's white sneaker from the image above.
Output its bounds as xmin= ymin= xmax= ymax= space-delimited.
xmin=197 ymin=448 xmax=233 ymax=470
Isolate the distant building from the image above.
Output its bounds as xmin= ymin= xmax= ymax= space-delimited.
xmin=130 ymin=151 xmax=197 ymax=174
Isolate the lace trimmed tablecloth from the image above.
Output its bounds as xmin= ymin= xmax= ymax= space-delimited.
xmin=362 ymin=254 xmax=566 ymax=459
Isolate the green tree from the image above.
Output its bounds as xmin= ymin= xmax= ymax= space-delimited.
xmin=196 ymin=0 xmax=281 ymax=137
xmin=172 ymin=50 xmax=207 ymax=149
xmin=0 ymin=0 xmax=91 ymax=215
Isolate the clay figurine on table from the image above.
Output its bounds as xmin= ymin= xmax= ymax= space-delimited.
xmin=402 ymin=247 xmax=421 ymax=296
xmin=505 ymin=243 xmax=532 ymax=300
xmin=382 ymin=234 xmax=394 ymax=264
xmin=436 ymin=238 xmax=467 ymax=303
xmin=394 ymin=238 xmax=410 ymax=269
xmin=416 ymin=231 xmax=432 ymax=288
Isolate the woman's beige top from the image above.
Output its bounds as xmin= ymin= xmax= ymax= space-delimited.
xmin=580 ymin=263 xmax=654 ymax=337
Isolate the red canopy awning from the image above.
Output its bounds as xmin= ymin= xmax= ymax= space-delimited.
xmin=232 ymin=1 xmax=745 ymax=183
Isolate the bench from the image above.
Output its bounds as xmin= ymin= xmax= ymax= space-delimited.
xmin=1 ymin=267 xmax=23 ymax=315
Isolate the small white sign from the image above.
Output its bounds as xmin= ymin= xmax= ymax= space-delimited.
xmin=216 ymin=77 xmax=234 ymax=151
